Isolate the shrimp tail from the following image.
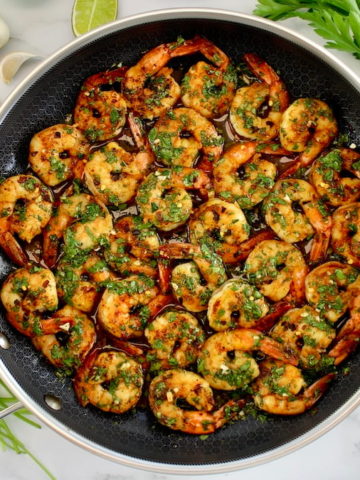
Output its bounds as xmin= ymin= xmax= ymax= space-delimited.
xmin=303 ymin=373 xmax=335 ymax=408
xmin=221 ymin=230 xmax=276 ymax=264
xmin=0 ymin=232 xmax=28 ymax=266
xmin=260 ymin=335 xmax=299 ymax=366
xmin=255 ymin=301 xmax=293 ymax=332
xmin=148 ymin=294 xmax=174 ymax=317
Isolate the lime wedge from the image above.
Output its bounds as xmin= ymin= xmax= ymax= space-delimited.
xmin=72 ymin=0 xmax=118 ymax=37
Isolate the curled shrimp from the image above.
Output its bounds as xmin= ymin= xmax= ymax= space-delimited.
xmin=104 ymin=215 xmax=159 ymax=277
xmin=32 ymin=305 xmax=96 ymax=369
xmin=84 ymin=113 xmax=155 ymax=206
xmin=213 ymin=142 xmax=279 ymax=209
xmin=244 ymin=240 xmax=308 ymax=304
xmin=145 ymin=309 xmax=205 ymax=370
xmin=43 ymin=193 xmax=113 ymax=268
xmin=56 ymin=254 xmax=114 ymax=313
xmin=0 ymin=175 xmax=53 ymax=266
xmin=253 ymin=359 xmax=335 ymax=415
xmin=263 ymin=179 xmax=332 ymax=262
xmin=329 ymin=279 xmax=360 ymax=365
xmin=149 ymin=369 xmax=245 ymax=434
xmin=280 ymin=98 xmax=338 ymax=176
xmin=230 ymin=53 xmax=289 ymax=141
xmin=207 ymin=278 xmax=269 ymax=331
xmin=124 ymin=36 xmax=213 ymax=120
xmin=136 ymin=167 xmax=212 ymax=231
xmin=331 ymin=202 xmax=360 ymax=267
xmin=74 ymin=67 xmax=128 ymax=142
xmin=29 ymin=124 xmax=89 ymax=186
xmin=189 ymin=198 xmax=250 ymax=262
xmin=198 ymin=328 xmax=297 ymax=391
xmin=160 ymin=242 xmax=227 ymax=312
xmin=97 ymin=275 xmax=171 ymax=339
xmin=149 ymin=107 xmax=223 ymax=167
xmin=74 ymin=349 xmax=144 ymax=413
xmin=270 ymin=306 xmax=335 ymax=369
xmin=309 ymin=149 xmax=360 ymax=206
xmin=305 ymin=261 xmax=359 ymax=323
xmin=0 ymin=267 xmax=73 ymax=337
xmin=181 ymin=39 xmax=237 ymax=119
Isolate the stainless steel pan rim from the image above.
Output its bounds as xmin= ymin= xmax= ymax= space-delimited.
xmin=1 ymin=7 xmax=360 ymax=475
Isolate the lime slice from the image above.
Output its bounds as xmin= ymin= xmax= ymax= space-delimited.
xmin=72 ymin=0 xmax=118 ymax=37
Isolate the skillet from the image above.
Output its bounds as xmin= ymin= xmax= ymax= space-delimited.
xmin=0 ymin=8 xmax=360 ymax=474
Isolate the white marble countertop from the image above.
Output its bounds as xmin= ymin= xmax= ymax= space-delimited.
xmin=0 ymin=0 xmax=360 ymax=479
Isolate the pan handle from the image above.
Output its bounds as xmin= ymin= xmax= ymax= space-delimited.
xmin=0 ymin=401 xmax=23 ymax=419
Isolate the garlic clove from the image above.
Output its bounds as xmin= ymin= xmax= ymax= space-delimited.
xmin=0 ymin=51 xmax=40 ymax=84
xmin=0 ymin=16 xmax=10 ymax=49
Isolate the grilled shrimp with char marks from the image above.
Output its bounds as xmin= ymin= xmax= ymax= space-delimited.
xmin=149 ymin=107 xmax=223 ymax=167
xmin=74 ymin=67 xmax=128 ymax=142
xmin=198 ymin=328 xmax=298 ymax=391
xmin=32 ymin=305 xmax=96 ymax=369
xmin=84 ymin=114 xmax=155 ymax=206
xmin=43 ymin=193 xmax=113 ymax=268
xmin=230 ymin=53 xmax=289 ymax=141
xmin=181 ymin=38 xmax=237 ymax=119
xmin=145 ymin=309 xmax=205 ymax=370
xmin=136 ymin=167 xmax=212 ymax=231
xmin=160 ymin=242 xmax=227 ymax=312
xmin=29 ymin=125 xmax=89 ymax=187
xmin=245 ymin=240 xmax=308 ymax=304
xmin=309 ymin=149 xmax=360 ymax=207
xmin=331 ymin=202 xmax=360 ymax=267
xmin=264 ymin=179 xmax=332 ymax=262
xmin=74 ymin=350 xmax=143 ymax=413
xmin=207 ymin=278 xmax=269 ymax=331
xmin=149 ymin=369 xmax=245 ymax=434
xmin=305 ymin=261 xmax=359 ymax=323
xmin=213 ymin=142 xmax=280 ymax=209
xmin=253 ymin=358 xmax=335 ymax=415
xmin=0 ymin=175 xmax=53 ymax=266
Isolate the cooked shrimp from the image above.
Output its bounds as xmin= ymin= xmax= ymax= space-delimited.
xmin=149 ymin=107 xmax=223 ymax=167
xmin=74 ymin=67 xmax=128 ymax=142
xmin=244 ymin=240 xmax=308 ymax=304
xmin=263 ymin=179 xmax=332 ymax=262
xmin=145 ymin=310 xmax=205 ymax=369
xmin=189 ymin=198 xmax=250 ymax=262
xmin=56 ymin=254 xmax=114 ymax=313
xmin=29 ymin=124 xmax=89 ymax=186
xmin=84 ymin=114 xmax=155 ymax=206
xmin=136 ymin=167 xmax=212 ymax=231
xmin=0 ymin=267 xmax=69 ymax=337
xmin=305 ymin=261 xmax=359 ymax=323
xmin=309 ymin=149 xmax=360 ymax=206
xmin=198 ymin=328 xmax=297 ymax=391
xmin=160 ymin=242 xmax=227 ymax=312
xmin=181 ymin=39 xmax=237 ymax=118
xmin=104 ymin=216 xmax=159 ymax=277
xmin=230 ymin=53 xmax=289 ymax=141
xmin=32 ymin=305 xmax=96 ymax=369
xmin=149 ymin=369 xmax=245 ymax=434
xmin=270 ymin=306 xmax=335 ymax=369
xmin=331 ymin=203 xmax=360 ymax=267
xmin=253 ymin=359 xmax=335 ymax=415
xmin=97 ymin=275 xmax=169 ymax=339
xmin=74 ymin=350 xmax=143 ymax=413
xmin=280 ymin=98 xmax=338 ymax=175
xmin=213 ymin=142 xmax=277 ymax=209
xmin=207 ymin=279 xmax=269 ymax=331
xmin=329 ymin=280 xmax=360 ymax=364
xmin=43 ymin=193 xmax=112 ymax=268
xmin=0 ymin=175 xmax=53 ymax=266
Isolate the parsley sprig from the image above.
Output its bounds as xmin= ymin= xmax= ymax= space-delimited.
xmin=253 ymin=0 xmax=360 ymax=59
xmin=0 ymin=380 xmax=56 ymax=479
